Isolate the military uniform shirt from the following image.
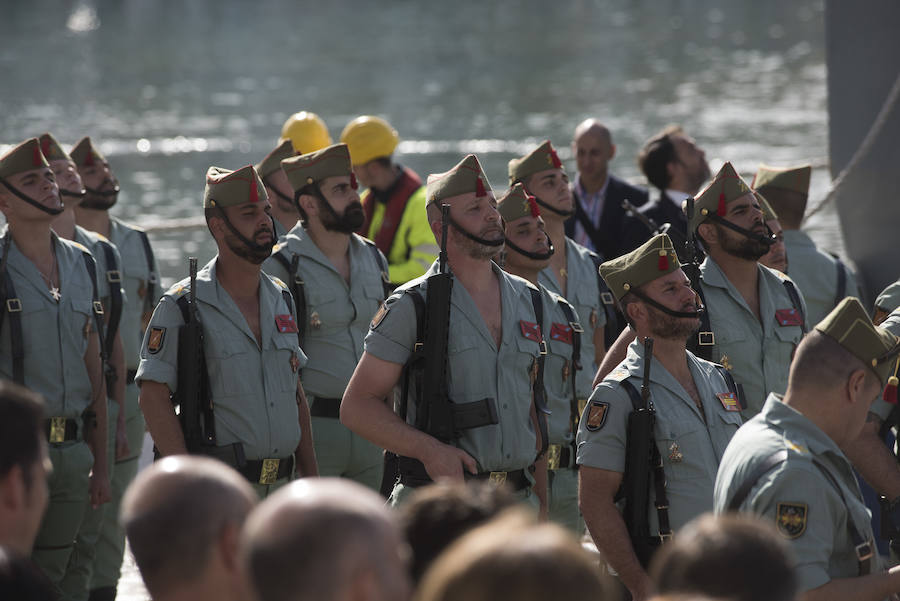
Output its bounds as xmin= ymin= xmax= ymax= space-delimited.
xmin=263 ymin=229 xmax=385 ymax=399
xmin=714 ymin=395 xmax=881 ymax=592
xmin=0 ymin=232 xmax=97 ymax=418
xmin=783 ymin=230 xmax=859 ymax=326
xmin=539 ymin=237 xmax=606 ymax=402
xmin=537 ymin=284 xmax=583 ymax=445
xmin=108 ymin=218 xmax=159 ymax=370
xmin=135 ymin=257 xmax=307 ymax=460
xmin=576 ymin=338 xmax=741 ymax=534
xmin=74 ymin=225 xmax=124 ymax=305
xmin=700 ymin=256 xmax=808 ymax=418
xmin=365 ymin=261 xmax=543 ymax=472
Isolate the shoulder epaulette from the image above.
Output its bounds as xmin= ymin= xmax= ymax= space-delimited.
xmin=165 ymin=282 xmax=189 ymax=298
xmin=70 ymin=240 xmax=90 ymax=254
xmin=94 ymin=232 xmax=110 ymax=243
xmin=607 ymin=367 xmax=632 ymax=382
xmin=270 ymin=276 xmax=288 ymax=289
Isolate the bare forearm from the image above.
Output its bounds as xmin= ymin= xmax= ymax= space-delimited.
xmin=294 ymin=381 xmax=318 ymax=477
xmin=844 ymin=420 xmax=900 ymax=498
xmin=593 ymin=327 xmax=635 ymax=388
xmin=85 ymin=333 xmax=108 ymax=472
xmin=139 ymin=382 xmax=187 ymax=455
xmin=342 ymin=384 xmax=435 ymax=461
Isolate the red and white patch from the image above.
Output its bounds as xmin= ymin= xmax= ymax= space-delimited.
xmin=519 ymin=320 xmax=542 ymax=342
xmin=775 ymin=308 xmax=802 ymax=327
xmin=275 ymin=314 xmax=298 ymax=333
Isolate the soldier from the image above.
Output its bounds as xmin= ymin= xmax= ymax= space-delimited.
xmin=121 ymin=455 xmax=257 ymax=601
xmin=753 ymin=164 xmax=860 ymax=326
xmin=340 ymin=154 xmax=549 ymax=511
xmin=263 ymin=143 xmax=388 ymax=491
xmin=577 ymin=233 xmax=742 ymax=601
xmin=256 ymin=139 xmax=298 ymax=238
xmin=757 ymin=192 xmax=787 ymax=273
xmin=497 ymin=182 xmax=584 ymax=531
xmin=66 ymin=135 xmax=160 ymax=601
xmin=0 ymin=138 xmax=110 ymax=594
xmin=136 ymin=164 xmax=317 ymax=497
xmin=714 ymin=298 xmax=900 ymax=600
xmin=509 ymin=140 xmax=614 ymax=383
xmin=341 ymin=115 xmax=437 ymax=285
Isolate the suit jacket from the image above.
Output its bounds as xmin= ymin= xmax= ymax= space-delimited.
xmin=620 ymin=191 xmax=690 ymax=259
xmin=565 ymin=174 xmax=648 ymax=260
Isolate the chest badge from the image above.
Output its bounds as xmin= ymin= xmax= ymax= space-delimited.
xmin=550 ymin=322 xmax=573 ymax=345
xmin=275 ymin=314 xmax=299 ymax=334
xmin=720 ymin=355 xmax=733 ymax=371
xmin=519 ymin=320 xmax=542 ymax=342
xmin=310 ymin=311 xmax=322 ymax=329
xmin=717 ymin=391 xmax=741 ymax=412
xmin=668 ymin=441 xmax=683 ymax=463
xmin=289 ymin=352 xmax=300 ymax=373
xmin=561 ymin=360 xmax=570 ymax=383
xmin=589 ymin=308 xmax=599 ymax=328
xmin=775 ymin=308 xmax=802 ymax=327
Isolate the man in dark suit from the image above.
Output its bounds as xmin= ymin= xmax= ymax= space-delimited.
xmin=565 ymin=119 xmax=648 ymax=260
xmin=620 ymin=125 xmax=710 ymax=258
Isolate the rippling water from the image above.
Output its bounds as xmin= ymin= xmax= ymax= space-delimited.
xmin=1 ymin=1 xmax=836 ymax=598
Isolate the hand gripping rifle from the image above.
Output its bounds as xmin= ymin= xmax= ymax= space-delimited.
xmin=622 ymin=336 xmax=656 ymax=567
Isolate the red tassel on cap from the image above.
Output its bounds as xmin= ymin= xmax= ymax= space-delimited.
xmin=84 ymin=150 xmax=95 ymax=167
xmin=476 ymin=177 xmax=486 ymax=197
xmin=350 ymin=172 xmax=358 ymax=190
xmin=40 ymin=138 xmax=51 ymax=158
xmin=885 ymin=359 xmax=900 ymax=404
xmin=528 ymin=195 xmax=540 ymax=218
xmin=249 ymin=177 xmax=259 ymax=203
xmin=658 ymin=250 xmax=668 ymax=271
xmin=717 ymin=192 xmax=726 ymax=216
xmin=32 ymin=143 xmax=42 ymax=167
xmin=549 ymin=148 xmax=562 ymax=169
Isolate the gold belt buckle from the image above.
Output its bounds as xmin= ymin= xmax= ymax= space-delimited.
xmin=259 ymin=458 xmax=280 ymax=485
xmin=488 ymin=471 xmax=507 ymax=485
xmin=49 ymin=417 xmax=67 ymax=443
xmin=547 ymin=444 xmax=562 ymax=470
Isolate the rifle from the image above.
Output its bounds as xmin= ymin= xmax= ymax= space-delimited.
xmin=418 ymin=204 xmax=455 ymax=442
xmin=621 ymin=199 xmax=662 ymax=235
xmin=682 ymin=196 xmax=702 ymax=293
xmin=175 ymin=257 xmax=208 ymax=452
xmin=622 ymin=336 xmax=656 ymax=567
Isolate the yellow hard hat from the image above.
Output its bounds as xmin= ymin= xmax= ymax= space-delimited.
xmin=340 ymin=116 xmax=399 ymax=166
xmin=279 ymin=111 xmax=333 ymax=155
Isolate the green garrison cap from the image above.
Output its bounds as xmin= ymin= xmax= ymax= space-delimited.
xmin=688 ymin=161 xmax=753 ymax=233
xmin=38 ymin=133 xmax=72 ymax=163
xmin=599 ymin=233 xmax=681 ymax=302
xmin=875 ymin=280 xmax=900 ymax=314
xmin=815 ymin=297 xmax=900 ymax=383
xmin=69 ymin=137 xmax=108 ymax=168
xmin=426 ymin=154 xmax=492 ymax=207
xmin=755 ymin=191 xmax=778 ymax=221
xmin=203 ymin=165 xmax=267 ymax=209
xmin=281 ymin=143 xmax=353 ymax=193
xmin=497 ymin=182 xmax=540 ymax=223
xmin=0 ymin=138 xmax=49 ymax=179
xmin=507 ymin=139 xmax=565 ymax=186
xmin=255 ymin=139 xmax=295 ymax=179
xmin=752 ymin=164 xmax=812 ymax=197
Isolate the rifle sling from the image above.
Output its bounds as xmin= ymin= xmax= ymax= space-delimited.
xmin=528 ymin=286 xmax=550 ymax=460
xmin=0 ymin=234 xmax=24 ymax=385
xmin=137 ymin=230 xmax=158 ymax=313
xmin=588 ymin=251 xmax=621 ymax=349
xmin=556 ymin=298 xmax=582 ymax=445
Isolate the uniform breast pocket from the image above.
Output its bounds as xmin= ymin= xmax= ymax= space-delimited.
xmin=656 ymin=420 xmax=708 ymax=481
xmin=204 ymin=331 xmax=253 ymax=397
xmin=359 ymin=282 xmax=386 ymax=322
xmin=67 ymin=298 xmax=96 ymax=355
xmin=708 ymin=324 xmax=746 ymax=364
xmin=446 ymin=335 xmax=484 ymax=401
xmin=268 ymin=335 xmax=300 ymax=394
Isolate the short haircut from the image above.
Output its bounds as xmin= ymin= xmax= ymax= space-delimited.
xmin=121 ymin=457 xmax=256 ymax=598
xmin=650 ymin=513 xmax=796 ymax=601
xmin=638 ymin=125 xmax=684 ymax=191
xmin=416 ymin=510 xmax=614 ymax=601
xmin=243 ymin=479 xmax=403 ymax=601
xmin=401 ymin=481 xmax=517 ymax=583
xmin=617 ymin=287 xmax=645 ymax=329
xmin=0 ymin=381 xmax=45 ymax=490
xmin=756 ymin=186 xmax=806 ymax=229
xmin=788 ymin=329 xmax=871 ymax=394
xmin=0 ymin=546 xmax=57 ymax=601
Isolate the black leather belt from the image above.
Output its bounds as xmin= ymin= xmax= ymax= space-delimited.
xmin=309 ymin=397 xmax=341 ymax=419
xmin=239 ymin=455 xmax=295 ymax=485
xmin=44 ymin=417 xmax=79 ymax=443
xmin=397 ymin=456 xmax=530 ymax=491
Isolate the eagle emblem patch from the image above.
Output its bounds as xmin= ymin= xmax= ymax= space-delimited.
xmin=776 ymin=502 xmax=808 ymax=538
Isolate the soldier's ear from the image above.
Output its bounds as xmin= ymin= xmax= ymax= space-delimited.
xmin=697 ymin=222 xmax=716 ymax=245
xmin=625 ymin=300 xmax=644 ymax=326
xmin=845 ymin=367 xmax=870 ymax=406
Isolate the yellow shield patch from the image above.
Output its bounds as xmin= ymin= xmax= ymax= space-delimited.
xmin=370 ymin=302 xmax=389 ymax=329
xmin=586 ymin=401 xmax=609 ymax=432
xmin=776 ymin=502 xmax=808 ymax=539
xmin=147 ymin=327 xmax=166 ymax=354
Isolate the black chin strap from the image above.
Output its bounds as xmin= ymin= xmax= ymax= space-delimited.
xmin=59 ymin=188 xmax=87 ymax=198
xmin=84 ymin=185 xmax=120 ymax=197
xmin=504 ymin=233 xmax=554 ymax=261
xmin=0 ymin=177 xmax=64 ymax=216
xmin=446 ymin=214 xmax=505 ymax=247
xmin=705 ymin=212 xmax=775 ymax=246
xmin=214 ymin=204 xmax=275 ymax=253
xmin=265 ymin=179 xmax=295 ymax=207
xmin=630 ymin=287 xmax=704 ymax=320
xmin=532 ymin=195 xmax=574 ymax=218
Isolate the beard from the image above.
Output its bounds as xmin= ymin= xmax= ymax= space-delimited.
xmin=79 ymin=190 xmax=118 ymax=210
xmin=454 ymin=223 xmax=505 ymax=259
xmin=647 ymin=304 xmax=700 ymax=341
xmin=717 ymin=224 xmax=770 ymax=261
xmin=320 ymin=197 xmax=365 ymax=233
xmin=224 ymin=224 xmax=274 ymax=265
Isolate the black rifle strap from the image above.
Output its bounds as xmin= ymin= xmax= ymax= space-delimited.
xmin=781 ymin=279 xmax=807 ymax=335
xmin=588 ymin=251 xmax=620 ymax=349
xmin=280 ymin=288 xmax=301 ymax=348
xmin=0 ymin=234 xmax=24 ymax=385
xmin=692 ymin=283 xmax=715 ymax=362
xmin=401 ymin=289 xmax=427 ymax=423
xmin=137 ymin=230 xmax=158 ymax=312
xmin=725 ymin=448 xmax=871 ymax=576
xmin=81 ymin=250 xmax=109 ymax=366
xmin=714 ymin=364 xmax=747 ymax=411
xmin=272 ymin=251 xmax=307 ymax=345
xmin=620 ymin=379 xmax=672 ymax=540
xmin=528 ymin=286 xmax=550 ymax=460
xmin=97 ymin=239 xmax=123 ymax=354
xmin=363 ymin=238 xmax=392 ymax=299
xmin=828 ymin=253 xmax=848 ymax=308
xmin=556 ymin=298 xmax=582 ymax=433
xmin=175 ymin=294 xmax=216 ymax=444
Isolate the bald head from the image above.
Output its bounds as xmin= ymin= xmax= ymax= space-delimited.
xmin=121 ymin=456 xmax=257 ymax=598
xmin=572 ymin=119 xmax=615 ymax=187
xmin=242 ymin=478 xmax=410 ymax=601
xmin=573 ymin=119 xmax=612 ymax=146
